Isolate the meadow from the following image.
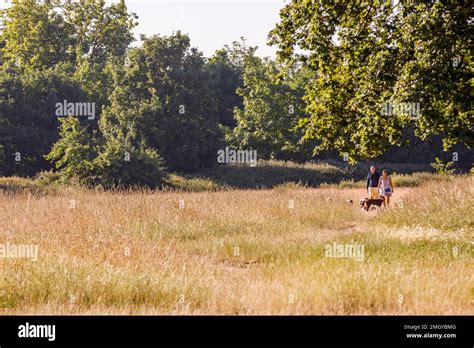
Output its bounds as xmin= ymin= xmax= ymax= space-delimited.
xmin=0 ymin=0 xmax=471 ymax=321
xmin=0 ymin=169 xmax=472 ymax=315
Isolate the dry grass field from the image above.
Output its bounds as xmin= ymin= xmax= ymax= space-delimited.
xmin=0 ymin=176 xmax=472 ymax=315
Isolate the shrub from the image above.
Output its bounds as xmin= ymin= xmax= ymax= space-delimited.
xmin=431 ymin=157 xmax=455 ymax=175
xmin=92 ymin=139 xmax=167 ymax=189
xmin=45 ymin=117 xmax=97 ymax=185
xmin=46 ymin=117 xmax=167 ymax=189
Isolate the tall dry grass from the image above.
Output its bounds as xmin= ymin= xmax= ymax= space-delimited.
xmin=0 ymin=177 xmax=472 ymax=314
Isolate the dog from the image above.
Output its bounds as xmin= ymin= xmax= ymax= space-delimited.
xmin=359 ymin=197 xmax=384 ymax=211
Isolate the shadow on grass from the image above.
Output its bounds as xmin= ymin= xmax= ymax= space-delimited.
xmin=184 ymin=162 xmax=350 ymax=189
xmin=174 ymin=161 xmax=435 ymax=190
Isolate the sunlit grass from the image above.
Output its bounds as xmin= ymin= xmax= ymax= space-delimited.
xmin=0 ymin=176 xmax=472 ymax=314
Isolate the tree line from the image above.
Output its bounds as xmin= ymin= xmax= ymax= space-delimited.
xmin=0 ymin=0 xmax=471 ymax=187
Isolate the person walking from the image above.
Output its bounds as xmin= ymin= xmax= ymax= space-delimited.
xmin=378 ymin=169 xmax=394 ymax=208
xmin=366 ymin=166 xmax=381 ymax=199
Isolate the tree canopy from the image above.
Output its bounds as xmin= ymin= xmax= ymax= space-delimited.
xmin=0 ymin=0 xmax=471 ymax=186
xmin=269 ymin=0 xmax=472 ymax=162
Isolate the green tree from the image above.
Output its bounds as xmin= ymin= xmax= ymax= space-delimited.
xmin=269 ymin=0 xmax=472 ymax=162
xmin=45 ymin=117 xmax=97 ymax=183
xmin=207 ymin=39 xmax=257 ymax=128
xmin=393 ymin=1 xmax=472 ymax=150
xmin=0 ymin=0 xmax=137 ymax=176
xmin=231 ymin=55 xmax=314 ymax=161
xmin=0 ymin=63 xmax=87 ymax=176
xmin=0 ymin=0 xmax=73 ymax=71
xmin=1 ymin=0 xmax=137 ymax=71
xmin=101 ymin=32 xmax=224 ymax=172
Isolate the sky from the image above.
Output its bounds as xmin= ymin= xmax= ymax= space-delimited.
xmin=1 ymin=0 xmax=287 ymax=58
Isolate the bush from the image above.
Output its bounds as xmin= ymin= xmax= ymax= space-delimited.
xmin=431 ymin=157 xmax=456 ymax=175
xmin=92 ymin=139 xmax=167 ymax=189
xmin=46 ymin=117 xmax=167 ymax=189
xmin=0 ymin=176 xmax=56 ymax=194
xmin=34 ymin=170 xmax=62 ymax=187
xmin=45 ymin=117 xmax=98 ymax=185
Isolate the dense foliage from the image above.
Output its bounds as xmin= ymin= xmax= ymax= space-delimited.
xmin=0 ymin=0 xmax=471 ymax=187
xmin=269 ymin=0 xmax=472 ymax=162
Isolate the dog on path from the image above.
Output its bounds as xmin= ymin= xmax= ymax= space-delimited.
xmin=360 ymin=197 xmax=384 ymax=211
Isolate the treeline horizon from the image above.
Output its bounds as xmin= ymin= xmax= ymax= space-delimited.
xmin=0 ymin=0 xmax=471 ymax=187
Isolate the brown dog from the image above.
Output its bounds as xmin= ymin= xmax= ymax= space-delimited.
xmin=360 ymin=198 xmax=384 ymax=211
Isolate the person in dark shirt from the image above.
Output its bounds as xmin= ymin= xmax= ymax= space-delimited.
xmin=366 ymin=166 xmax=381 ymax=199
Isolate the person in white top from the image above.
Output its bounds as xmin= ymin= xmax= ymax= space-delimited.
xmin=378 ymin=169 xmax=394 ymax=208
